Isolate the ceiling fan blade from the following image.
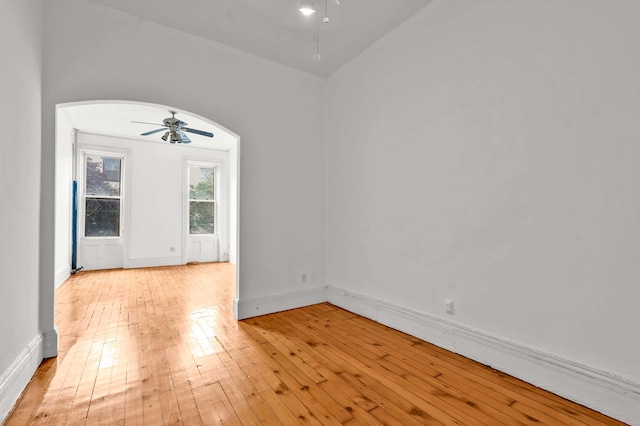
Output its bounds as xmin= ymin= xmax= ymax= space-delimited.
xmin=140 ymin=128 xmax=166 ymax=136
xmin=132 ymin=120 xmax=165 ymax=126
xmin=183 ymin=127 xmax=213 ymax=138
xmin=177 ymin=130 xmax=191 ymax=144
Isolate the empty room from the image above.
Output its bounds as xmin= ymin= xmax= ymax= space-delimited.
xmin=1 ymin=0 xmax=639 ymax=424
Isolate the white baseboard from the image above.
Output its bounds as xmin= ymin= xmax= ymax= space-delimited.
xmin=327 ymin=285 xmax=640 ymax=425
xmin=0 ymin=334 xmax=44 ymax=423
xmin=42 ymin=327 xmax=59 ymax=359
xmin=55 ymin=265 xmax=70 ymax=289
xmin=235 ymin=285 xmax=328 ymax=320
xmin=125 ymin=256 xmax=183 ymax=269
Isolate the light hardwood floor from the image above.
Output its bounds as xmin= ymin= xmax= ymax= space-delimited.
xmin=3 ymin=263 xmax=625 ymax=425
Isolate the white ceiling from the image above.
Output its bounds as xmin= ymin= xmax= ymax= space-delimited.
xmin=64 ymin=1 xmax=432 ymax=147
xmin=84 ymin=0 xmax=432 ymax=77
xmin=62 ymin=102 xmax=238 ymax=150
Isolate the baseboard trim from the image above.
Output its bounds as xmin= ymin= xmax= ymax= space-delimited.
xmin=235 ymin=285 xmax=328 ymax=320
xmin=42 ymin=327 xmax=59 ymax=359
xmin=0 ymin=334 xmax=44 ymax=423
xmin=327 ymin=285 xmax=640 ymax=425
xmin=54 ymin=265 xmax=70 ymax=289
xmin=125 ymin=256 xmax=183 ymax=269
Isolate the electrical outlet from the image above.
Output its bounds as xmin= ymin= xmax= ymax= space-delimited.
xmin=445 ymin=298 xmax=454 ymax=314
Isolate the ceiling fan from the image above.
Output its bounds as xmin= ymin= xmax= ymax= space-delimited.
xmin=132 ymin=110 xmax=213 ymax=144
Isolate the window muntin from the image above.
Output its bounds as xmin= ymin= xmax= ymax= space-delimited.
xmin=188 ymin=165 xmax=215 ymax=235
xmin=84 ymin=155 xmax=122 ymax=237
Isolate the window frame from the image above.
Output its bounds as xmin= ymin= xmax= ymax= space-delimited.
xmin=187 ymin=162 xmax=218 ymax=236
xmin=81 ymin=150 xmax=126 ymax=239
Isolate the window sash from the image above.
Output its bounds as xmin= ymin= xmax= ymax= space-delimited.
xmin=83 ymin=153 xmax=124 ymax=238
xmin=187 ymin=165 xmax=216 ymax=235
xmin=84 ymin=197 xmax=121 ymax=237
xmin=189 ymin=200 xmax=215 ymax=235
xmin=85 ymin=156 xmax=121 ymax=197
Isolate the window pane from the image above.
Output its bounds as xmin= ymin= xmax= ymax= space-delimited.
xmin=86 ymin=156 xmax=121 ymax=196
xmin=189 ymin=166 xmax=214 ymax=200
xmin=85 ymin=198 xmax=120 ymax=236
xmin=189 ymin=201 xmax=215 ymax=234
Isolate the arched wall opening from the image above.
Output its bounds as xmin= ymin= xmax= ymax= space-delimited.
xmin=50 ymin=100 xmax=240 ymax=356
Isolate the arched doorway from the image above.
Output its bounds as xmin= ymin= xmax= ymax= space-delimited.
xmin=50 ymin=100 xmax=240 ymax=357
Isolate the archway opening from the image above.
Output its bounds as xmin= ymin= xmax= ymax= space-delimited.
xmin=52 ymin=100 xmax=240 ymax=355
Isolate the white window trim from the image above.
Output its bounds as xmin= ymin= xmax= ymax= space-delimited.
xmin=78 ymin=148 xmax=128 ymax=240
xmin=187 ymin=162 xmax=218 ymax=237
xmin=182 ymin=157 xmax=228 ymax=264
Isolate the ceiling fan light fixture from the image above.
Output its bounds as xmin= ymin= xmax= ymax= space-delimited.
xmin=134 ymin=111 xmax=214 ymax=144
xmin=299 ymin=1 xmax=316 ymax=16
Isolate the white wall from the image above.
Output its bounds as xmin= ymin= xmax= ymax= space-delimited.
xmin=54 ymin=109 xmax=74 ymax=287
xmin=327 ymin=0 xmax=640 ymax=421
xmin=76 ymin=132 xmax=230 ymax=268
xmin=0 ymin=0 xmax=44 ymax=421
xmin=229 ymin=143 xmax=239 ymax=265
xmin=41 ymin=0 xmax=326 ymax=317
xmin=17 ymin=0 xmax=635 ymax=423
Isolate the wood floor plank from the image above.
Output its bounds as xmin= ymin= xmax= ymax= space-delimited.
xmin=332 ymin=306 xmax=605 ymax=425
xmin=2 ymin=263 xmax=626 ymax=426
xmin=249 ymin=341 xmax=352 ymax=424
xmin=257 ymin=317 xmax=384 ymax=423
xmin=271 ymin=309 xmax=464 ymax=424
xmin=286 ymin=308 xmax=492 ymax=425
xmin=265 ymin=312 xmax=401 ymax=418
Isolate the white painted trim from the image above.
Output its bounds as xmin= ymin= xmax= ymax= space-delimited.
xmin=231 ymin=141 xmax=240 ymax=317
xmin=0 ymin=334 xmax=44 ymax=423
xmin=235 ymin=285 xmax=328 ymax=320
xmin=327 ymin=285 xmax=640 ymax=425
xmin=42 ymin=328 xmax=59 ymax=359
xmin=76 ymin=144 xmax=130 ymax=271
xmin=54 ymin=266 xmax=70 ymax=289
xmin=182 ymin=158 xmax=228 ymax=265
xmin=126 ymin=256 xmax=183 ymax=269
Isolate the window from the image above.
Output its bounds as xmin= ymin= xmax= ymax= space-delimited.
xmin=188 ymin=165 xmax=215 ymax=235
xmin=84 ymin=155 xmax=122 ymax=237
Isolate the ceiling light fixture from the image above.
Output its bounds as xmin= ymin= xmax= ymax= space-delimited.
xmin=300 ymin=0 xmax=342 ymax=62
xmin=299 ymin=1 xmax=316 ymax=16
xmin=323 ymin=0 xmax=330 ymax=23
xmin=314 ymin=19 xmax=321 ymax=62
